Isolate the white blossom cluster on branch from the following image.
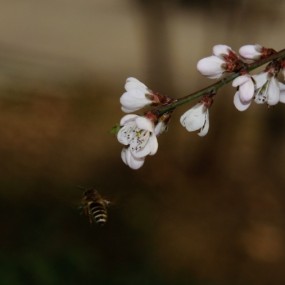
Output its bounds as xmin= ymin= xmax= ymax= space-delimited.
xmin=116 ymin=78 xmax=172 ymax=169
xmin=114 ymin=44 xmax=285 ymax=169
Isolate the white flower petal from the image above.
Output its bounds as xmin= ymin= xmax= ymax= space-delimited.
xmin=120 ymin=114 xmax=138 ymax=126
xmin=239 ymin=44 xmax=262 ymax=59
xmin=239 ymin=78 xmax=255 ymax=102
xmin=232 ymin=75 xmax=255 ymax=102
xmin=120 ymin=77 xmax=153 ymax=113
xmin=279 ymin=82 xmax=285 ymax=103
xmin=180 ymin=103 xmax=206 ymax=132
xmin=253 ymin=72 xmax=268 ymax=89
xmin=121 ymin=148 xmax=145 ymax=170
xmin=198 ymin=110 xmax=209 ymax=137
xmin=279 ymin=82 xmax=285 ymax=91
xmin=280 ymin=93 xmax=285 ymax=103
xmin=197 ymin=56 xmax=225 ymax=79
xmin=232 ymin=75 xmax=250 ymax=87
xmin=120 ymin=89 xmax=151 ymax=113
xmin=147 ymin=135 xmax=158 ymax=155
xmin=135 ymin=116 xmax=154 ymax=132
xmin=117 ymin=114 xmax=139 ymax=145
xmin=121 ymin=148 xmax=129 ymax=165
xmin=125 ymin=77 xmax=148 ymax=91
xmin=117 ymin=124 xmax=135 ymax=145
xmin=267 ymin=77 xmax=280 ymax=106
xmin=233 ymin=91 xmax=251 ymax=111
xmin=213 ymin=45 xmax=232 ymax=57
xmin=121 ymin=106 xmax=136 ymax=113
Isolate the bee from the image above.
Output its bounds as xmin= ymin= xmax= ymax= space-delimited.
xmin=81 ymin=188 xmax=110 ymax=226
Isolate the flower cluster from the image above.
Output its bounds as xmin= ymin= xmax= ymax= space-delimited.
xmin=117 ymin=77 xmax=173 ymax=169
xmin=197 ymin=45 xmax=242 ymax=79
xmin=115 ymin=45 xmax=285 ymax=169
xmin=197 ymin=44 xmax=285 ymax=111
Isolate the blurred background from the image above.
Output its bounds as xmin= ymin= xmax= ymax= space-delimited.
xmin=0 ymin=0 xmax=285 ymax=284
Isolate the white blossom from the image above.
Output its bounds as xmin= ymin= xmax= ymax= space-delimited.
xmin=120 ymin=77 xmax=153 ymax=113
xmin=253 ymin=72 xmax=280 ymax=106
xmin=197 ymin=45 xmax=234 ymax=79
xmin=239 ymin=44 xmax=263 ymax=60
xmin=180 ymin=102 xmax=209 ymax=137
xmin=213 ymin=44 xmax=232 ymax=57
xmin=232 ymin=74 xmax=255 ymax=111
xmin=279 ymin=82 xmax=285 ymax=103
xmin=197 ymin=56 xmax=225 ymax=79
xmin=117 ymin=114 xmax=158 ymax=169
xmin=121 ymin=147 xmax=145 ymax=170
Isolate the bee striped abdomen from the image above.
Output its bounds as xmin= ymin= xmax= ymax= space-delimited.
xmin=89 ymin=201 xmax=108 ymax=225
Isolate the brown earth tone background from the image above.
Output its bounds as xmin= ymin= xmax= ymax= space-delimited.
xmin=0 ymin=1 xmax=285 ymax=284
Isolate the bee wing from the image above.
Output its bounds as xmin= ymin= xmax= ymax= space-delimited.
xmin=103 ymin=199 xmax=112 ymax=207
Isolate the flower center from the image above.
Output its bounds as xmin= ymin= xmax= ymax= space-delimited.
xmin=130 ymin=129 xmax=151 ymax=152
xmin=254 ymin=81 xmax=269 ymax=104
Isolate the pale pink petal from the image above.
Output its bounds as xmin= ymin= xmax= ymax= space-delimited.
xmin=232 ymin=75 xmax=250 ymax=87
xmin=232 ymin=75 xmax=255 ymax=102
xmin=280 ymin=94 xmax=285 ymax=103
xmin=121 ymin=148 xmax=145 ymax=170
xmin=279 ymin=82 xmax=285 ymax=103
xmin=198 ymin=110 xmax=209 ymax=137
xmin=267 ymin=77 xmax=280 ymax=106
xmin=233 ymin=91 xmax=251 ymax=111
xmin=239 ymin=79 xmax=255 ymax=102
xmin=180 ymin=103 xmax=206 ymax=132
xmin=121 ymin=106 xmax=136 ymax=113
xmin=147 ymin=135 xmax=158 ymax=155
xmin=120 ymin=89 xmax=151 ymax=113
xmin=135 ymin=117 xmax=154 ymax=132
xmin=125 ymin=77 xmax=148 ymax=91
xmin=120 ymin=114 xmax=138 ymax=125
xmin=239 ymin=44 xmax=262 ymax=60
xmin=280 ymin=82 xmax=285 ymax=91
xmin=253 ymin=72 xmax=268 ymax=88
xmin=213 ymin=45 xmax=232 ymax=57
xmin=117 ymin=124 xmax=135 ymax=145
xmin=197 ymin=56 xmax=225 ymax=79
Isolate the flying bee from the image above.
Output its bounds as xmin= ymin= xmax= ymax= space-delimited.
xmin=81 ymin=188 xmax=110 ymax=226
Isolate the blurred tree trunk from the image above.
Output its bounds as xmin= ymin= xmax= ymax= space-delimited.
xmin=138 ymin=0 xmax=174 ymax=94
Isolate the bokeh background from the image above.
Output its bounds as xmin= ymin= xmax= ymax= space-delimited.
xmin=0 ymin=0 xmax=285 ymax=284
